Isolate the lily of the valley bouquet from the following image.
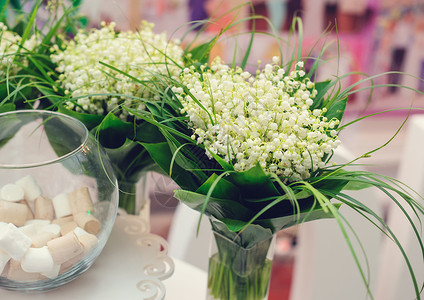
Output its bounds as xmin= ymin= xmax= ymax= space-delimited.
xmin=1 ymin=0 xmax=186 ymax=214
xmin=48 ymin=20 xmax=185 ymax=214
xmin=131 ymin=46 xmax=424 ymax=299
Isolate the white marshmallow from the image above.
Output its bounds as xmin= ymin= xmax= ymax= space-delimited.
xmin=0 ymin=184 xmax=24 ymax=202
xmin=73 ymin=226 xmax=89 ymax=238
xmin=18 ymin=224 xmax=38 ymax=238
xmin=39 ymin=224 xmax=61 ymax=237
xmin=0 ymin=248 xmax=11 ymax=274
xmin=24 ymin=219 xmax=51 ymax=232
xmin=52 ymin=193 xmax=72 ymax=218
xmin=15 ymin=175 xmax=42 ymax=202
xmin=0 ymin=222 xmax=32 ymax=260
xmin=21 ymin=246 xmax=55 ymax=274
xmin=41 ymin=263 xmax=60 ymax=279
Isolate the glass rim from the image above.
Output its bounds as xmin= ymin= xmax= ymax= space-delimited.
xmin=0 ymin=109 xmax=89 ymax=169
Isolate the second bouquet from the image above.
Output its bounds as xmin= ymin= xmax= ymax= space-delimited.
xmin=131 ymin=53 xmax=424 ymax=300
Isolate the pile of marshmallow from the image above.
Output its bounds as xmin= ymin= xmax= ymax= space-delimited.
xmin=0 ymin=175 xmax=101 ymax=282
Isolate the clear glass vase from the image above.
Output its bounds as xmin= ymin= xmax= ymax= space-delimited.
xmin=0 ymin=110 xmax=118 ymax=291
xmin=207 ymin=230 xmax=275 ymax=300
xmin=117 ymin=172 xmax=150 ymax=217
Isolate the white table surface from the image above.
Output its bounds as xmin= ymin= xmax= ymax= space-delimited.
xmin=0 ymin=214 xmax=206 ymax=299
xmin=164 ymin=258 xmax=207 ymax=300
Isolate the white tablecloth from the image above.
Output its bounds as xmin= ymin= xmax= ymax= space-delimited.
xmin=164 ymin=259 xmax=207 ymax=300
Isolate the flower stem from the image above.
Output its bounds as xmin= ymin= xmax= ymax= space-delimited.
xmin=207 ymin=232 xmax=274 ymax=300
xmin=118 ymin=180 xmax=137 ymax=215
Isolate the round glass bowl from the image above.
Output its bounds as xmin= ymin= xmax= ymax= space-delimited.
xmin=0 ymin=110 xmax=118 ymax=292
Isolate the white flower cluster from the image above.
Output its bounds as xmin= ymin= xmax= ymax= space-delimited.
xmin=51 ymin=21 xmax=184 ymax=121
xmin=0 ymin=23 xmax=39 ymax=76
xmin=172 ymin=57 xmax=341 ymax=180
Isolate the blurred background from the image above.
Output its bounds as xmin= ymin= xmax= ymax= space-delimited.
xmin=5 ymin=0 xmax=423 ymax=299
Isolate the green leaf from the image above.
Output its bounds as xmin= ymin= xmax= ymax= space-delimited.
xmin=0 ymin=103 xmax=15 ymax=113
xmin=104 ymin=139 xmax=153 ymax=181
xmin=187 ymin=38 xmax=217 ymax=64
xmin=58 ymin=105 xmax=104 ymax=130
xmin=343 ymin=180 xmax=375 ymax=191
xmin=135 ymin=121 xmax=166 ymax=143
xmin=35 ymin=85 xmax=63 ymax=106
xmin=174 ymin=189 xmax=251 ymax=221
xmin=325 ymin=96 xmax=348 ymax=123
xmin=206 ymin=147 xmax=234 ymax=171
xmin=196 ymin=173 xmax=241 ymax=200
xmin=210 ymin=218 xmax=273 ymax=248
xmin=227 ymin=164 xmax=280 ymax=198
xmin=256 ymin=204 xmax=341 ymax=233
xmin=310 ymin=80 xmax=332 ymax=110
xmin=95 ymin=113 xmax=134 ymax=148
xmin=142 ymin=142 xmax=200 ymax=191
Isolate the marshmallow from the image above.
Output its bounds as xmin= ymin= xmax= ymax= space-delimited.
xmin=0 ymin=222 xmax=32 ymax=260
xmin=24 ymin=219 xmax=51 ymax=231
xmin=69 ymin=187 xmax=94 ymax=215
xmin=47 ymin=232 xmax=83 ymax=265
xmin=15 ymin=175 xmax=42 ymax=202
xmin=7 ymin=259 xmax=46 ymax=281
xmin=73 ymin=212 xmax=101 ymax=235
xmin=52 ymin=193 xmax=72 ymax=218
xmin=60 ymin=252 xmax=84 ymax=274
xmin=0 ymin=184 xmax=24 ymax=202
xmin=39 ymin=224 xmax=61 ymax=237
xmin=19 ymin=223 xmax=38 ymax=238
xmin=52 ymin=215 xmax=74 ymax=227
xmin=41 ymin=263 xmax=60 ymax=279
xmin=18 ymin=200 xmax=34 ymax=221
xmin=31 ymin=232 xmax=57 ymax=248
xmin=21 ymin=246 xmax=55 ymax=274
xmin=1 ymin=261 xmax=8 ymax=277
xmin=78 ymin=233 xmax=98 ymax=254
xmin=60 ymin=221 xmax=78 ymax=236
xmin=0 ymin=200 xmax=28 ymax=226
xmin=34 ymin=196 xmax=54 ymax=220
xmin=0 ymin=248 xmax=11 ymax=274
xmin=73 ymin=226 xmax=89 ymax=238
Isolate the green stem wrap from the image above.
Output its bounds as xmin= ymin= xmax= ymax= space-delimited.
xmin=207 ymin=229 xmax=274 ymax=300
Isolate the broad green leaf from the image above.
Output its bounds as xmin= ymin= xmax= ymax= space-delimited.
xmin=310 ymin=80 xmax=332 ymax=110
xmin=58 ymin=105 xmax=104 ymax=130
xmin=196 ymin=173 xmax=241 ymax=200
xmin=343 ymin=180 xmax=375 ymax=191
xmin=134 ymin=119 xmax=166 ymax=143
xmin=0 ymin=103 xmax=15 ymax=113
xmin=206 ymin=147 xmax=234 ymax=171
xmin=227 ymin=163 xmax=280 ymax=198
xmin=95 ymin=113 xmax=134 ymax=148
xmin=324 ymin=95 xmax=348 ymax=123
xmin=104 ymin=139 xmax=152 ymax=180
xmin=174 ymin=189 xmax=251 ymax=221
xmin=210 ymin=218 xmax=273 ymax=248
xmin=256 ymin=204 xmax=341 ymax=233
xmin=142 ymin=142 xmax=201 ymax=191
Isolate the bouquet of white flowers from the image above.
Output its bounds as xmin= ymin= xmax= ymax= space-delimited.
xmin=48 ymin=20 xmax=185 ymax=213
xmin=126 ymin=19 xmax=424 ymax=299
